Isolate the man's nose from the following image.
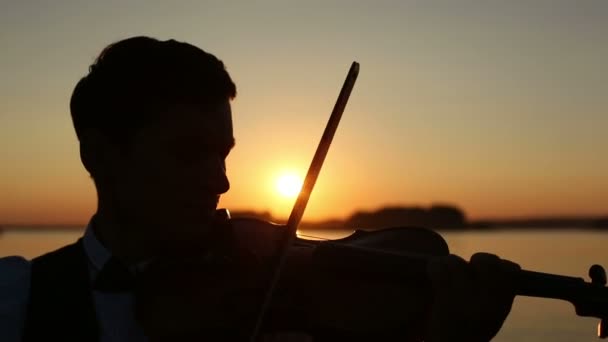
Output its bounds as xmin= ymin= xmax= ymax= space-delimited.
xmin=214 ymin=171 xmax=230 ymax=195
xmin=209 ymin=158 xmax=230 ymax=195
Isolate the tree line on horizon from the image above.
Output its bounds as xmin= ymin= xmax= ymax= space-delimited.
xmin=230 ymin=205 xmax=608 ymax=231
xmin=232 ymin=205 xmax=467 ymax=230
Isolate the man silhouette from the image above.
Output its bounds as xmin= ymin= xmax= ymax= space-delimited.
xmin=0 ymin=36 xmax=519 ymax=341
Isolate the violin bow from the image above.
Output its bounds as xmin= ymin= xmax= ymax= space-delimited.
xmin=248 ymin=62 xmax=360 ymax=341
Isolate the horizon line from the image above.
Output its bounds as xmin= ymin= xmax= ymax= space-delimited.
xmin=2 ymin=213 xmax=607 ymax=228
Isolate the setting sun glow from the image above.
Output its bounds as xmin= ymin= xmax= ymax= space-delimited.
xmin=276 ymin=174 xmax=303 ymax=198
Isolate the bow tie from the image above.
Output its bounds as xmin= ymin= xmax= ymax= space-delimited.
xmin=93 ymin=257 xmax=136 ymax=293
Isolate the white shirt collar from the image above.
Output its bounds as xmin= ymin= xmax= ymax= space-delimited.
xmin=82 ymin=218 xmax=151 ymax=276
xmin=82 ymin=220 xmax=112 ymax=273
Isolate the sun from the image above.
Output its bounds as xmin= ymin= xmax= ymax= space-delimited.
xmin=276 ymin=173 xmax=303 ymax=198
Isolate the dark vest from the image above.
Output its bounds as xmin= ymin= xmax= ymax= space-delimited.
xmin=22 ymin=239 xmax=99 ymax=342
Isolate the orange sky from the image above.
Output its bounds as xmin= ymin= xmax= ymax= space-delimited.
xmin=1 ymin=1 xmax=607 ymax=225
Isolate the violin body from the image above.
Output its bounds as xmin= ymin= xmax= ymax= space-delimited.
xmin=133 ymin=217 xmax=450 ymax=341
xmin=242 ymin=218 xmax=451 ymax=340
xmin=132 ymin=215 xmax=608 ymax=341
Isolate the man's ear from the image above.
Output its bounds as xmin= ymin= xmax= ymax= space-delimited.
xmin=79 ymin=130 xmax=120 ymax=181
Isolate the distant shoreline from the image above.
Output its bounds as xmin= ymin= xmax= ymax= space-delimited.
xmin=1 ymin=219 xmax=606 ymax=232
xmin=1 ymin=205 xmax=606 ymax=232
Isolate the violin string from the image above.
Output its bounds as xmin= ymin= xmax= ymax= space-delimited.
xmin=297 ymin=232 xmax=437 ymax=258
xmin=296 ymin=232 xmax=384 ymax=253
xmin=295 ymin=232 xmax=330 ymax=241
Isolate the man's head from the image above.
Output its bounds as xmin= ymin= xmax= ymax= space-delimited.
xmin=71 ymin=36 xmax=236 ymax=252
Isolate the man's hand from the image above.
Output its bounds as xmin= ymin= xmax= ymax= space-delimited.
xmin=425 ymin=252 xmax=520 ymax=342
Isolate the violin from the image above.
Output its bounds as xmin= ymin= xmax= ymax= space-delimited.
xmin=133 ymin=63 xmax=608 ymax=341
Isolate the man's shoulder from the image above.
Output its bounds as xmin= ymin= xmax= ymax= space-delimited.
xmin=0 ymin=255 xmax=31 ymax=283
xmin=0 ymin=255 xmax=32 ymax=308
xmin=28 ymin=240 xmax=86 ymax=278
xmin=0 ymin=256 xmax=31 ymax=342
xmin=0 ymin=240 xmax=84 ymax=290
xmin=0 ymin=242 xmax=86 ymax=342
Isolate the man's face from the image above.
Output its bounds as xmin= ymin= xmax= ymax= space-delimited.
xmin=110 ymin=101 xmax=234 ymax=245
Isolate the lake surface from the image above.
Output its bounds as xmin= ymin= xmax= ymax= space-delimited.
xmin=1 ymin=227 xmax=606 ymax=341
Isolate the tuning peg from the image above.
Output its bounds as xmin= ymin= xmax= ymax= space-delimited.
xmin=590 ymin=265 xmax=607 ymax=286
xmin=589 ymin=265 xmax=607 ymax=338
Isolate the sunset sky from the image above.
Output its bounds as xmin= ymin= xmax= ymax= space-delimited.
xmin=1 ymin=1 xmax=607 ymax=225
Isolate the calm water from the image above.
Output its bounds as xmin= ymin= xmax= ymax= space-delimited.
xmin=1 ymin=227 xmax=606 ymax=341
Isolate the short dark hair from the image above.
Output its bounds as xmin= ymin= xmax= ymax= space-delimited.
xmin=70 ymin=36 xmax=236 ymax=144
